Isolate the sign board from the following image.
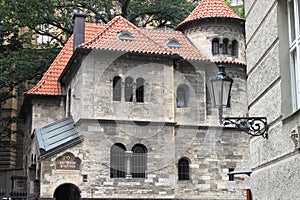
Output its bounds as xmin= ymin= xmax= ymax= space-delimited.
xmin=55 ymin=152 xmax=81 ymax=170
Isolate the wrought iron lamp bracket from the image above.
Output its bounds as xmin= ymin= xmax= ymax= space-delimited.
xmin=222 ymin=117 xmax=268 ymax=138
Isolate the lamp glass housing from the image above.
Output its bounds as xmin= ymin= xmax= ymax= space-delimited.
xmin=211 ymin=65 xmax=233 ymax=108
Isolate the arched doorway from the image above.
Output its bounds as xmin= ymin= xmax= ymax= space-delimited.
xmin=54 ymin=183 xmax=80 ymax=200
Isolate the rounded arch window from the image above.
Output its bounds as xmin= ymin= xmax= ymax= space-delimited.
xmin=177 ymin=84 xmax=189 ymax=108
xmin=212 ymin=38 xmax=220 ymax=55
xmin=110 ymin=143 xmax=126 ymax=178
xmin=125 ymin=77 xmax=134 ymax=102
xmin=178 ymin=157 xmax=190 ymax=180
xmin=113 ymin=76 xmax=122 ymax=101
xmin=231 ymin=40 xmax=239 ymax=57
xmin=136 ymin=77 xmax=145 ymax=103
xmin=132 ymin=144 xmax=147 ymax=178
xmin=223 ymin=38 xmax=229 ymax=54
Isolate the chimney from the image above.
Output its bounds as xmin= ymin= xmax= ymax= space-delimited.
xmin=73 ymin=12 xmax=87 ymax=51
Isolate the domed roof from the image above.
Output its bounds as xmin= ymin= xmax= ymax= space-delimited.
xmin=177 ymin=0 xmax=241 ymax=30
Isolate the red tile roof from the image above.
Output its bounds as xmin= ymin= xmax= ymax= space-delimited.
xmin=27 ymin=16 xmax=208 ymax=96
xmin=141 ymin=28 xmax=206 ymax=61
xmin=80 ymin=16 xmax=174 ymax=56
xmin=177 ymin=0 xmax=240 ymax=29
xmin=26 ymin=23 xmax=106 ymax=95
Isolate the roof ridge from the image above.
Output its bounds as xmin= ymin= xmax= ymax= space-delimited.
xmin=80 ymin=16 xmax=138 ymax=48
xmin=177 ymin=0 xmax=241 ymax=29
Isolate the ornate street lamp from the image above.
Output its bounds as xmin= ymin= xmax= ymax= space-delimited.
xmin=210 ymin=64 xmax=268 ymax=138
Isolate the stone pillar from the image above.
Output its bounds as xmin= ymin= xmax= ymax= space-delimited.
xmin=125 ymin=151 xmax=133 ymax=179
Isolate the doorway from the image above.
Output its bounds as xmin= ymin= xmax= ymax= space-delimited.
xmin=54 ymin=183 xmax=80 ymax=200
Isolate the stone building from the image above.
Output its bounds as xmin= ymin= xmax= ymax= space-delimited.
xmin=11 ymin=0 xmax=251 ymax=199
xmin=245 ymin=0 xmax=300 ymax=199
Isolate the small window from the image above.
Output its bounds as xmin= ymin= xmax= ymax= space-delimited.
xmin=212 ymin=38 xmax=220 ymax=55
xmin=177 ymin=84 xmax=189 ymax=108
xmin=223 ymin=38 xmax=229 ymax=54
xmin=110 ymin=143 xmax=126 ymax=178
xmin=117 ymin=30 xmax=134 ymax=41
xmin=113 ymin=76 xmax=122 ymax=101
xmin=178 ymin=158 xmax=190 ymax=180
xmin=231 ymin=40 xmax=238 ymax=57
xmin=125 ymin=77 xmax=133 ymax=102
xmin=132 ymin=144 xmax=147 ymax=178
xmin=136 ymin=78 xmax=144 ymax=103
xmin=165 ymin=38 xmax=182 ymax=48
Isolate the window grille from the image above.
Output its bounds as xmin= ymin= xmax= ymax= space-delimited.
xmin=125 ymin=77 xmax=134 ymax=102
xmin=178 ymin=158 xmax=190 ymax=180
xmin=132 ymin=144 xmax=147 ymax=178
xmin=113 ymin=76 xmax=122 ymax=101
xmin=212 ymin=38 xmax=220 ymax=55
xmin=110 ymin=143 xmax=126 ymax=178
xmin=136 ymin=78 xmax=145 ymax=102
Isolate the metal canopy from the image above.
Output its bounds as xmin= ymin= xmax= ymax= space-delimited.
xmin=35 ymin=117 xmax=83 ymax=158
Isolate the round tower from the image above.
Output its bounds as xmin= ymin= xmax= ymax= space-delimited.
xmin=177 ymin=0 xmax=245 ymax=65
xmin=177 ymin=0 xmax=247 ymax=119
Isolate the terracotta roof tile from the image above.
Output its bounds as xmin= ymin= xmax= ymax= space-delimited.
xmin=80 ymin=16 xmax=174 ymax=56
xmin=141 ymin=29 xmax=207 ymax=61
xmin=177 ymin=0 xmax=240 ymax=29
xmin=27 ymin=16 xmax=207 ymax=96
xmin=26 ymin=23 xmax=106 ymax=95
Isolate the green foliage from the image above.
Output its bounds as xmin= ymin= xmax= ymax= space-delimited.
xmin=0 ymin=0 xmax=194 ymax=141
xmin=127 ymin=0 xmax=195 ymax=28
xmin=225 ymin=0 xmax=245 ymax=19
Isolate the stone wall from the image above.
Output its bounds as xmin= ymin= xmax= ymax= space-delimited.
xmin=245 ymin=0 xmax=300 ymax=199
xmin=38 ymin=119 xmax=250 ymax=199
xmin=23 ymin=96 xmax=66 ymax=196
xmin=34 ymin=51 xmax=250 ymax=199
xmin=183 ymin=20 xmax=246 ymax=64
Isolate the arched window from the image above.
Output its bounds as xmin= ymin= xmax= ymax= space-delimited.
xmin=110 ymin=143 xmax=126 ymax=178
xmin=223 ymin=38 xmax=229 ymax=54
xmin=212 ymin=38 xmax=220 ymax=55
xmin=178 ymin=158 xmax=190 ymax=180
xmin=231 ymin=40 xmax=238 ymax=57
xmin=125 ymin=77 xmax=133 ymax=102
xmin=132 ymin=144 xmax=147 ymax=178
xmin=136 ymin=78 xmax=144 ymax=103
xmin=113 ymin=76 xmax=122 ymax=101
xmin=177 ymin=84 xmax=189 ymax=108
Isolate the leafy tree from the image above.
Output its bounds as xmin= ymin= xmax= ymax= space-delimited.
xmin=2 ymin=0 xmax=195 ymax=46
xmin=225 ymin=0 xmax=245 ymax=19
xmin=0 ymin=0 xmax=195 ymax=144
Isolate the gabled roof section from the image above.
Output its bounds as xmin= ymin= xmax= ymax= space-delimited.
xmin=26 ymin=16 xmax=208 ymax=96
xmin=80 ymin=16 xmax=174 ymax=56
xmin=35 ymin=117 xmax=83 ymax=158
xmin=26 ymin=23 xmax=106 ymax=95
xmin=177 ymin=0 xmax=240 ymax=30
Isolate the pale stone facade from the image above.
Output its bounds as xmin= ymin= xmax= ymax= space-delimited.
xmin=17 ymin=1 xmax=253 ymax=200
xmin=245 ymin=0 xmax=300 ymax=199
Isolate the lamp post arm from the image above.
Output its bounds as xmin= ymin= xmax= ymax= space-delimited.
xmin=222 ymin=117 xmax=268 ymax=138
